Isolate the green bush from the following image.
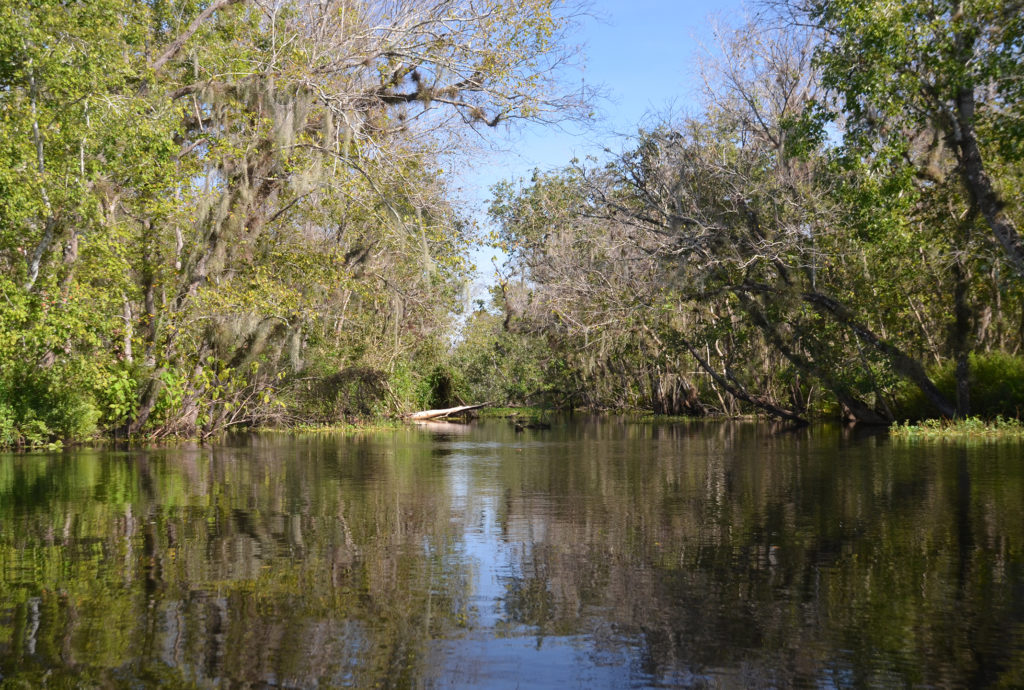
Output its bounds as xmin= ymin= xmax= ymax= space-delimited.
xmin=420 ymin=365 xmax=460 ymax=409
xmin=46 ymin=384 xmax=101 ymax=441
xmin=892 ymin=415 xmax=1024 ymax=439
xmin=306 ymin=367 xmax=390 ymax=423
xmin=96 ymin=365 xmax=139 ymax=428
xmin=0 ymin=402 xmax=17 ymax=447
xmin=0 ymin=365 xmax=101 ymax=448
xmin=386 ymin=360 xmax=422 ymax=412
xmin=893 ymin=352 xmax=1024 ymax=421
xmin=450 ymin=311 xmax=556 ymax=406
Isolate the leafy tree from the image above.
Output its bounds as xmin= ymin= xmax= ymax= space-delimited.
xmin=488 ymin=14 xmax=1024 ymax=422
xmin=0 ymin=0 xmax=588 ymax=445
xmin=794 ymin=0 xmax=1024 ymax=273
xmin=785 ymin=0 xmax=1024 ymax=415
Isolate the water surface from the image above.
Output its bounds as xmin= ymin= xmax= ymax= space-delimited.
xmin=1 ymin=419 xmax=1023 ymax=687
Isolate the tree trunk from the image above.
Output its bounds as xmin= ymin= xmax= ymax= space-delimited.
xmin=955 ymin=88 xmax=1024 ymax=276
xmin=790 ymin=287 xmax=957 ymax=418
xmin=407 ymin=404 xmax=489 ymax=421
xmin=738 ymin=292 xmax=891 ymax=424
xmin=678 ymin=336 xmax=807 ymax=425
xmin=128 ymin=371 xmax=165 ymax=435
xmin=952 ymin=250 xmax=972 ymax=417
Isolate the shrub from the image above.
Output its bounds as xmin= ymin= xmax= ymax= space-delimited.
xmin=420 ymin=365 xmax=460 ymax=409
xmin=893 ymin=352 xmax=1024 ymax=421
xmin=0 ymin=402 xmax=17 ymax=447
xmin=309 ymin=367 xmax=390 ymax=423
xmin=891 ymin=415 xmax=1024 ymax=439
xmin=0 ymin=365 xmax=100 ymax=448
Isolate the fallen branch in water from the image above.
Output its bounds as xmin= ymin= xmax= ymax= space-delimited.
xmin=406 ymin=403 xmax=489 ymax=421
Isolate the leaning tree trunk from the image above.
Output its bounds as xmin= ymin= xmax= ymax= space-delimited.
xmin=955 ymin=88 xmax=1024 ymax=278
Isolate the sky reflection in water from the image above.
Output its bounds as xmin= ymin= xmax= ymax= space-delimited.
xmin=0 ymin=419 xmax=1022 ymax=688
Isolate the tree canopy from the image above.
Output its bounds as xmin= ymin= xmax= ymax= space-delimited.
xmin=0 ymin=0 xmax=587 ymax=446
xmin=2 ymin=0 xmax=1024 ymax=446
xmin=476 ymin=4 xmax=1024 ymax=424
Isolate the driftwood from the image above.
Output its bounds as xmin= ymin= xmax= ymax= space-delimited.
xmin=406 ymin=403 xmax=489 ymax=421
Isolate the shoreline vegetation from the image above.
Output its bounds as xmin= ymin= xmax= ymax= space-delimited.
xmin=3 ymin=1 xmax=1023 ymax=450
xmin=259 ymin=413 xmax=1024 ymax=442
xmin=891 ymin=416 xmax=1024 ymax=440
xmin=10 ymin=410 xmax=1024 ymax=455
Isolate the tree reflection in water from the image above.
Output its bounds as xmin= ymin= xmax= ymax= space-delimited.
xmin=0 ymin=420 xmax=1022 ymax=687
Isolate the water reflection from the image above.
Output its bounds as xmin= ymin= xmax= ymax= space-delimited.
xmin=0 ymin=421 xmax=1022 ymax=687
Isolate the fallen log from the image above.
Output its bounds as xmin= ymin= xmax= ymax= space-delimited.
xmin=406 ymin=403 xmax=489 ymax=421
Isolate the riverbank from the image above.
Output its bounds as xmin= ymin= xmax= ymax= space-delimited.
xmin=8 ymin=411 xmax=1024 ymax=453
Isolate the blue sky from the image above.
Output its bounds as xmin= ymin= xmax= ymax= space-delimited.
xmin=458 ymin=0 xmax=747 ymax=285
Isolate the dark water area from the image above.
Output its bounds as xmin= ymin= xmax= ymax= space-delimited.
xmin=1 ymin=419 xmax=1023 ymax=688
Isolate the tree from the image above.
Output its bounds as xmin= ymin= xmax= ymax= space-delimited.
xmin=0 ymin=0 xmax=589 ymax=445
xmin=0 ymin=0 xmax=182 ymax=444
xmin=779 ymin=0 xmax=1024 ymax=416
xmin=792 ymin=0 xmax=1024 ymax=274
xmin=490 ymin=168 xmax=709 ymax=415
xmin=132 ymin=0 xmax=590 ymax=435
xmin=489 ymin=19 xmax=1016 ymax=422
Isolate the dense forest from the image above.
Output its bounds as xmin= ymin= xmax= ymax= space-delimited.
xmin=2 ymin=0 xmax=1023 ymax=447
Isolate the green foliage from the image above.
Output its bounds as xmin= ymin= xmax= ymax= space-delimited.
xmin=0 ymin=364 xmax=100 ymax=448
xmin=778 ymin=101 xmax=834 ymax=159
xmin=0 ymin=0 xmax=585 ymax=446
xmin=420 ymin=365 xmax=460 ymax=409
xmin=385 ymin=361 xmax=425 ymax=413
xmin=5 ymin=0 xmax=1022 ymax=438
xmin=450 ymin=310 xmax=560 ymax=406
xmin=0 ymin=403 xmax=18 ymax=448
xmin=96 ymin=366 xmax=138 ymax=428
xmin=479 ymin=10 xmax=1024 ymax=425
xmin=810 ymin=0 xmax=1024 ymax=147
xmin=305 ymin=367 xmax=392 ymax=424
xmin=891 ymin=415 xmax=1024 ymax=439
xmin=894 ymin=353 xmax=1024 ymax=421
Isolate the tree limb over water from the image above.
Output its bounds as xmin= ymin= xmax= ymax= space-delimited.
xmin=407 ymin=404 xmax=490 ymax=421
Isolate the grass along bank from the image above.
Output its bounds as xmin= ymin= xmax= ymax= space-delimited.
xmin=891 ymin=416 xmax=1024 ymax=440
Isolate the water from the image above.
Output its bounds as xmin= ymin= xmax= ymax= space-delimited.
xmin=0 ymin=418 xmax=1022 ymax=688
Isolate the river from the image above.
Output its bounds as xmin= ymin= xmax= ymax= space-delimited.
xmin=1 ymin=418 xmax=1022 ymax=687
